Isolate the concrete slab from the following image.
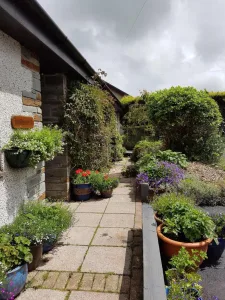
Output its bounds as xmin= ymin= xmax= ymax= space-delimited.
xmin=69 ymin=291 xmax=128 ymax=300
xmin=113 ymin=186 xmax=134 ymax=195
xmin=105 ymin=203 xmax=135 ymax=214
xmin=17 ymin=289 xmax=67 ymax=300
xmin=37 ymin=245 xmax=88 ymax=271
xmin=76 ymin=200 xmax=109 ymax=213
xmin=100 ymin=214 xmax=134 ymax=228
xmin=92 ymin=228 xmax=133 ymax=247
xmin=109 ymin=194 xmax=135 ymax=203
xmin=65 ymin=202 xmax=80 ymax=210
xmin=81 ymin=246 xmax=132 ymax=274
xmin=74 ymin=213 xmax=102 ymax=227
xmin=62 ymin=227 xmax=96 ymax=245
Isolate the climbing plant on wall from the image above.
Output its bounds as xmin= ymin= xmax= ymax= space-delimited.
xmin=63 ymin=74 xmax=124 ymax=170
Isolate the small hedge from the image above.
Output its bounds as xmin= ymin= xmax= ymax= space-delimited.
xmin=131 ymin=140 xmax=163 ymax=162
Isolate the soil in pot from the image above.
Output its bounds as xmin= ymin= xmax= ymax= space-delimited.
xmin=28 ymin=244 xmax=43 ymax=272
xmin=5 ymin=149 xmax=31 ymax=168
xmin=72 ymin=183 xmax=92 ymax=201
xmin=0 ymin=264 xmax=28 ymax=300
xmin=157 ymin=224 xmax=212 ymax=265
xmin=101 ymin=189 xmax=113 ymax=198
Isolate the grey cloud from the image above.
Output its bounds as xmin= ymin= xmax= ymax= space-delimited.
xmin=38 ymin=0 xmax=225 ymax=95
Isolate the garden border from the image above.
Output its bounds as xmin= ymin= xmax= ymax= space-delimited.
xmin=142 ymin=203 xmax=167 ymax=300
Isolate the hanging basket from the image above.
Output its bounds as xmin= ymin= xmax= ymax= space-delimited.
xmin=5 ymin=149 xmax=31 ymax=168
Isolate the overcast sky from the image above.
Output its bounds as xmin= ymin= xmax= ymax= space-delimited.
xmin=38 ymin=0 xmax=225 ymax=95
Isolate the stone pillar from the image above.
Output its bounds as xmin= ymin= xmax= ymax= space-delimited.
xmin=41 ymin=74 xmax=70 ymax=200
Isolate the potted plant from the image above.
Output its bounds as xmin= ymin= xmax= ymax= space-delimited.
xmin=166 ymin=247 xmax=205 ymax=300
xmin=152 ymin=193 xmax=194 ymax=225
xmin=99 ymin=175 xmax=119 ymax=198
xmin=0 ymin=233 xmax=32 ymax=299
xmin=71 ymin=169 xmax=92 ymax=200
xmin=136 ymin=161 xmax=185 ymax=201
xmin=20 ymin=200 xmax=73 ymax=254
xmin=157 ymin=206 xmax=215 ymax=263
xmin=2 ymin=126 xmax=64 ymax=168
xmin=205 ymin=213 xmax=225 ymax=264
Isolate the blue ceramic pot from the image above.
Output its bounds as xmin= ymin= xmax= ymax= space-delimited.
xmin=43 ymin=234 xmax=57 ymax=253
xmin=0 ymin=264 xmax=28 ymax=300
xmin=206 ymin=238 xmax=225 ymax=264
xmin=73 ymin=183 xmax=92 ymax=201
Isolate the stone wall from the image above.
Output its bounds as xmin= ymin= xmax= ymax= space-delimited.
xmin=41 ymin=74 xmax=70 ymax=200
xmin=0 ymin=30 xmax=45 ymax=226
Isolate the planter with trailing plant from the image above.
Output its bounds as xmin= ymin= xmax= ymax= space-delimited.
xmin=157 ymin=206 xmax=215 ymax=263
xmin=204 ymin=213 xmax=225 ymax=264
xmin=2 ymin=126 xmax=64 ymax=168
xmin=71 ymin=169 xmax=93 ymax=200
xmin=165 ymin=247 xmax=206 ymax=300
xmin=0 ymin=233 xmax=32 ymax=299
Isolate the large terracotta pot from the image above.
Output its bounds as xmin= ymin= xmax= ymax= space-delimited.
xmin=154 ymin=212 xmax=163 ymax=225
xmin=157 ymin=224 xmax=212 ymax=265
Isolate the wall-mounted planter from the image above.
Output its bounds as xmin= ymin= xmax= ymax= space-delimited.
xmin=5 ymin=149 xmax=31 ymax=168
xmin=72 ymin=183 xmax=92 ymax=201
xmin=0 ymin=264 xmax=28 ymax=300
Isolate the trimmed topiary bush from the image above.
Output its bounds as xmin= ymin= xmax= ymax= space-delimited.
xmin=131 ymin=140 xmax=163 ymax=162
xmin=146 ymin=86 xmax=224 ymax=163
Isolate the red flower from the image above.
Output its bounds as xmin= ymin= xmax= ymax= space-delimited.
xmin=95 ymin=171 xmax=99 ymax=174
xmin=104 ymin=174 xmax=109 ymax=180
xmin=82 ymin=172 xmax=88 ymax=177
xmin=76 ymin=169 xmax=83 ymax=174
xmin=86 ymin=170 xmax=91 ymax=175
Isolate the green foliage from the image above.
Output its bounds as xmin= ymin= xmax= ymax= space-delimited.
xmin=64 ymin=81 xmax=122 ymax=170
xmin=0 ymin=201 xmax=73 ymax=245
xmin=178 ymin=177 xmax=223 ymax=206
xmin=111 ymin=133 xmax=125 ymax=161
xmin=166 ymin=247 xmax=205 ymax=300
xmin=121 ymin=165 xmax=138 ymax=178
xmin=71 ymin=169 xmax=92 ymax=184
xmin=120 ymin=95 xmax=140 ymax=106
xmin=131 ymin=140 xmax=163 ymax=162
xmin=90 ymin=173 xmax=119 ymax=191
xmin=0 ymin=233 xmax=32 ymax=279
xmin=211 ymin=214 xmax=225 ymax=238
xmin=123 ymin=101 xmax=155 ymax=150
xmin=146 ymin=86 xmax=223 ymax=163
xmin=3 ymin=126 xmax=64 ymax=167
xmin=152 ymin=193 xmax=194 ymax=219
xmin=163 ymin=206 xmax=216 ymax=242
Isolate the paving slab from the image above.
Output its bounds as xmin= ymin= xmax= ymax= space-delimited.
xmin=81 ymin=246 xmax=132 ymax=274
xmin=74 ymin=213 xmax=102 ymax=227
xmin=100 ymin=213 xmax=134 ymax=228
xmin=113 ymin=186 xmax=134 ymax=195
xmin=105 ymin=202 xmax=135 ymax=214
xmin=76 ymin=200 xmax=109 ymax=213
xmin=66 ymin=273 xmax=83 ymax=290
xmin=62 ymin=227 xmax=96 ymax=245
xmin=92 ymin=228 xmax=133 ymax=247
xmin=17 ymin=289 xmax=67 ymax=300
xmin=109 ymin=194 xmax=135 ymax=203
xmin=37 ymin=245 xmax=88 ymax=271
xmin=54 ymin=272 xmax=70 ymax=289
xmin=65 ymin=202 xmax=80 ymax=210
xmin=69 ymin=291 xmax=129 ymax=300
xmin=92 ymin=274 xmax=105 ymax=291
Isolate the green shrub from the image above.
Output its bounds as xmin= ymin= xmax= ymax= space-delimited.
xmin=131 ymin=140 xmax=163 ymax=162
xmin=178 ymin=177 xmax=223 ymax=206
xmin=120 ymin=95 xmax=140 ymax=106
xmin=121 ymin=165 xmax=138 ymax=178
xmin=90 ymin=173 xmax=119 ymax=192
xmin=2 ymin=126 xmax=64 ymax=167
xmin=152 ymin=193 xmax=194 ymax=220
xmin=136 ymin=150 xmax=188 ymax=169
xmin=146 ymin=86 xmax=223 ymax=163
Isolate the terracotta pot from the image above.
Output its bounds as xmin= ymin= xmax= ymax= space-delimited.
xmin=157 ymin=224 xmax=212 ymax=265
xmin=154 ymin=212 xmax=163 ymax=225
xmin=101 ymin=189 xmax=113 ymax=198
xmin=28 ymin=244 xmax=43 ymax=272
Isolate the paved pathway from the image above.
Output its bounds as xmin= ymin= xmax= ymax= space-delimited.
xmin=18 ymin=160 xmax=143 ymax=300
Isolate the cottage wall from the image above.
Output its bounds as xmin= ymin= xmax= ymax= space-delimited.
xmin=0 ymin=30 xmax=45 ymax=226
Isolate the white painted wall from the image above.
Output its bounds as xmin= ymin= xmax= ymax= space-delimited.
xmin=0 ymin=30 xmax=37 ymax=226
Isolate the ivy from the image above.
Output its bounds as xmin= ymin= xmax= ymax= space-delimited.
xmin=63 ymin=78 xmax=123 ymax=170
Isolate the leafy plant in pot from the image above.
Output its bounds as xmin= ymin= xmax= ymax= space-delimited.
xmin=166 ymin=247 xmax=206 ymax=300
xmin=157 ymin=206 xmax=216 ymax=263
xmin=152 ymin=193 xmax=194 ymax=225
xmin=204 ymin=213 xmax=225 ymax=264
xmin=2 ymin=126 xmax=64 ymax=168
xmin=0 ymin=233 xmax=32 ymax=299
xmin=20 ymin=200 xmax=73 ymax=254
xmin=90 ymin=173 xmax=119 ymax=198
xmin=71 ymin=169 xmax=93 ymax=200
